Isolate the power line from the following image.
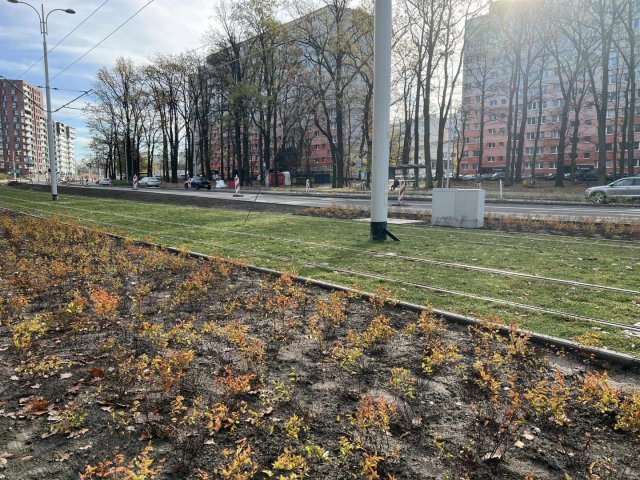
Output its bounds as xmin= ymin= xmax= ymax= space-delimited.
xmin=18 ymin=0 xmax=113 ymax=79
xmin=51 ymin=0 xmax=158 ymax=81
xmin=54 ymin=89 xmax=94 ymax=113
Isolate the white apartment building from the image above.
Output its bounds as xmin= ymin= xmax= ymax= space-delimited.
xmin=54 ymin=121 xmax=76 ymax=179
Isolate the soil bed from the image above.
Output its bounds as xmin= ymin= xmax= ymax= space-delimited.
xmin=0 ymin=212 xmax=639 ymax=479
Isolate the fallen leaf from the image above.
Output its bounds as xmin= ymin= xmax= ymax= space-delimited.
xmin=20 ymin=456 xmax=32 ymax=462
xmin=514 ymin=440 xmax=525 ymax=449
xmin=68 ymin=428 xmax=88 ymax=438
xmin=78 ymin=444 xmax=92 ymax=451
xmin=522 ymin=431 xmax=535 ymax=441
xmin=9 ymin=376 xmax=19 ymax=381
xmin=87 ymin=368 xmax=104 ymax=378
xmin=30 ymin=384 xmax=41 ymax=390
xmin=54 ymin=451 xmax=72 ymax=462
xmin=100 ymin=406 xmax=114 ymax=413
xmin=60 ymin=373 xmax=73 ymax=380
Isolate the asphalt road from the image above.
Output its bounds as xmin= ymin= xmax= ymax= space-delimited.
xmin=71 ymin=184 xmax=640 ymax=221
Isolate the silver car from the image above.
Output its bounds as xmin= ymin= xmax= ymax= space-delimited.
xmin=586 ymin=176 xmax=640 ymax=203
xmin=139 ymin=176 xmax=160 ymax=187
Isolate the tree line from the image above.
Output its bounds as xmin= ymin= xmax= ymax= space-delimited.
xmin=86 ymin=0 xmax=637 ymax=189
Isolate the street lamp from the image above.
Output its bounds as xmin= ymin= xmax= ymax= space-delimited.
xmin=7 ymin=0 xmax=75 ymax=201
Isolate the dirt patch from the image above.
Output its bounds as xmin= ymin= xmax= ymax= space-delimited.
xmin=0 ymin=212 xmax=639 ymax=479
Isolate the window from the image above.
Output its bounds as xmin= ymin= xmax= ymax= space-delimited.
xmin=527 ymin=117 xmax=538 ymax=125
xmin=487 ymin=156 xmax=495 ymax=162
xmin=529 ymin=101 xmax=537 ymax=110
xmin=472 ymin=150 xmax=481 ymax=156
xmin=501 ymin=98 xmax=507 ymax=105
xmin=583 ymin=153 xmax=590 ymax=159
xmin=548 ymin=162 xmax=556 ymax=169
xmin=586 ymin=119 xmax=593 ymax=126
xmin=489 ymin=114 xmax=497 ymax=121
xmin=551 ymin=130 xmax=561 ymax=139
xmin=635 ymin=124 xmax=640 ymax=133
xmin=487 ymin=142 xmax=496 ymax=148
xmin=551 ymin=114 xmax=560 ymax=123
xmin=606 ymin=125 xmax=615 ymax=134
xmin=607 ymin=109 xmax=615 ymax=118
xmin=609 ymin=56 xmax=618 ymax=68
xmin=487 ymin=128 xmax=496 ymax=134
xmin=552 ymin=99 xmax=564 ymax=108
xmin=499 ymin=142 xmax=505 ymax=147
xmin=489 ymin=100 xmax=498 ymax=106
xmin=549 ymin=146 xmax=558 ymax=154
xmin=499 ymin=128 xmax=506 ymax=135
xmin=609 ymin=74 xmax=617 ymax=84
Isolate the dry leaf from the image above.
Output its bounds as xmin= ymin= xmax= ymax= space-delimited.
xmin=68 ymin=428 xmax=88 ymax=438
xmin=9 ymin=376 xmax=19 ymax=381
xmin=514 ymin=440 xmax=525 ymax=449
xmin=87 ymin=368 xmax=104 ymax=378
xmin=522 ymin=431 xmax=535 ymax=441
xmin=54 ymin=451 xmax=72 ymax=462
xmin=60 ymin=373 xmax=73 ymax=380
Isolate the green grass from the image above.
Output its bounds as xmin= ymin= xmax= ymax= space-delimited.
xmin=1 ymin=186 xmax=639 ymax=356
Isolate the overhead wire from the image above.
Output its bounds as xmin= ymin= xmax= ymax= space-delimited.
xmin=50 ymin=0 xmax=158 ymax=81
xmin=18 ymin=0 xmax=114 ymax=79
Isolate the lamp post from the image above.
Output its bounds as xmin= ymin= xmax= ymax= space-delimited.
xmin=7 ymin=0 xmax=75 ymax=201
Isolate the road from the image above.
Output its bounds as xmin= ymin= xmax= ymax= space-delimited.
xmin=67 ymin=183 xmax=640 ymax=221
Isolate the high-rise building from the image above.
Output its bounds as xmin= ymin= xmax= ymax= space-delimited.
xmin=54 ymin=121 xmax=76 ymax=179
xmin=0 ymin=79 xmax=48 ymax=179
xmin=460 ymin=0 xmax=639 ymax=180
xmin=202 ymin=6 xmax=370 ymax=185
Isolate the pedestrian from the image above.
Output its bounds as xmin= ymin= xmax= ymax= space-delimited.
xmin=305 ymin=178 xmax=311 ymax=192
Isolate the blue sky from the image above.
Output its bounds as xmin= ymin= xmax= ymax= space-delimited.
xmin=1 ymin=0 xmax=216 ymax=163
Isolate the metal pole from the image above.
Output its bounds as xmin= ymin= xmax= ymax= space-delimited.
xmin=41 ymin=4 xmax=57 ymax=200
xmin=12 ymin=150 xmax=17 ymax=181
xmin=370 ymin=0 xmax=394 ymax=241
xmin=446 ymin=114 xmax=452 ymax=189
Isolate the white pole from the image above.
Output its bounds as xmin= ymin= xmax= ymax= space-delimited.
xmin=499 ymin=179 xmax=503 ymax=199
xmin=370 ymin=0 xmax=393 ymax=241
xmin=446 ymin=114 xmax=452 ymax=189
xmin=41 ymin=5 xmax=57 ymax=200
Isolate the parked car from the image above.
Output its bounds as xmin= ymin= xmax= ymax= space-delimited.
xmin=576 ymin=169 xmax=599 ymax=181
xmin=98 ymin=178 xmax=111 ymax=186
xmin=139 ymin=176 xmax=160 ymax=187
xmin=490 ymin=172 xmax=505 ymax=181
xmin=585 ymin=176 xmax=640 ymax=203
xmin=463 ymin=174 xmax=478 ymax=181
xmin=185 ymin=176 xmax=211 ymax=190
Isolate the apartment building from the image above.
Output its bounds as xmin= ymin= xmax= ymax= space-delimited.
xmin=0 ymin=79 xmax=48 ymax=179
xmin=460 ymin=0 xmax=640 ymax=179
xmin=54 ymin=121 xmax=76 ymax=179
xmin=204 ymin=6 xmax=369 ymax=185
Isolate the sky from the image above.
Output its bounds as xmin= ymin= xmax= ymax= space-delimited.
xmin=0 ymin=0 xmax=218 ymax=164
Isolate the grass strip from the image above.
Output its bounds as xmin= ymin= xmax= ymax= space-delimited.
xmin=1 ymin=186 xmax=639 ymax=355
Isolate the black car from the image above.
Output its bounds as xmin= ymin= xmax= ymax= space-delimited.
xmin=576 ymin=169 xmax=598 ymax=181
xmin=185 ymin=176 xmax=211 ymax=190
